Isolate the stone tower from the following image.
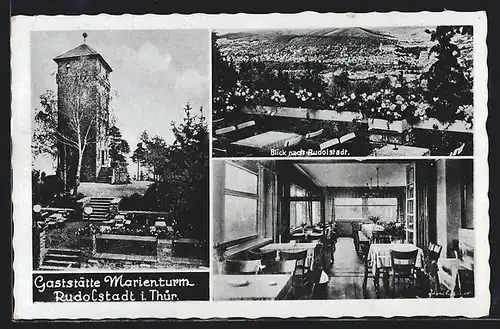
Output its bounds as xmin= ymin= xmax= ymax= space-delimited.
xmin=53 ymin=33 xmax=113 ymax=187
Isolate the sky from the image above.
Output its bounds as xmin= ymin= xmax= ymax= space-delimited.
xmin=31 ymin=29 xmax=210 ymax=175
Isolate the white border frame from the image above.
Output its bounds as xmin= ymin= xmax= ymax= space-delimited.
xmin=12 ymin=11 xmax=489 ymax=319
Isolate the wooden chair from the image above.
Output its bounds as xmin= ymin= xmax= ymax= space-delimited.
xmin=247 ymin=248 xmax=277 ymax=268
xmin=308 ymin=244 xmax=326 ymax=299
xmin=319 ymin=132 xmax=356 ymax=151
xmin=425 ymin=242 xmax=443 ymax=296
xmin=390 ymin=249 xmax=419 ymax=298
xmin=264 ymin=259 xmax=297 ymax=274
xmin=212 ymin=147 xmax=228 ymax=157
xmin=223 ymin=259 xmax=264 ymax=275
xmin=305 ymin=129 xmax=324 ymax=139
xmin=232 ymin=120 xmax=257 ymax=141
xmin=279 ymin=250 xmax=309 ymax=286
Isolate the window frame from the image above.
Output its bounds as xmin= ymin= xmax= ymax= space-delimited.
xmin=223 ymin=161 xmax=259 ymax=243
xmin=333 ymin=197 xmax=399 ymax=222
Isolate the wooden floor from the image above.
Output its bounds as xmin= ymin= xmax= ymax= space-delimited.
xmin=309 ymin=237 xmax=419 ymax=300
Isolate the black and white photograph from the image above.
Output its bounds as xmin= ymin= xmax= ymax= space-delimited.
xmin=30 ymin=30 xmax=210 ymax=271
xmin=11 ymin=11 xmax=488 ymax=319
xmin=212 ymin=159 xmax=474 ymax=300
xmin=212 ymin=26 xmax=474 ymax=157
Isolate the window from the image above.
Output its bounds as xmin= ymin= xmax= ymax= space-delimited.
xmin=290 ymin=184 xmax=306 ymax=197
xmin=334 ymin=198 xmax=363 ymax=221
xmin=334 ymin=197 xmax=398 ymax=221
xmin=224 ymin=162 xmax=258 ymax=242
xmin=366 ymin=198 xmax=398 ymax=221
xmin=290 ymin=200 xmax=321 ymax=229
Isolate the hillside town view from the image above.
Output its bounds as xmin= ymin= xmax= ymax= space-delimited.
xmin=212 ymin=26 xmax=474 ymax=158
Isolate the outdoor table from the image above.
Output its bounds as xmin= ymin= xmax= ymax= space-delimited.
xmin=231 ymin=131 xmax=302 ymax=152
xmin=361 ymin=223 xmax=385 ymax=240
xmin=154 ymin=221 xmax=167 ymax=228
xmin=369 ymin=144 xmax=431 ymax=157
xmin=364 ymin=243 xmax=424 ymax=291
xmin=213 ymin=274 xmax=293 ymax=301
xmin=114 ymin=214 xmax=125 ymax=222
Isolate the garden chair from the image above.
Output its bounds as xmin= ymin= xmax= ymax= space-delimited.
xmin=319 ymin=132 xmax=356 ymax=150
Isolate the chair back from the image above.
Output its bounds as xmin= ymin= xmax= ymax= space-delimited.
xmin=279 ymin=249 xmax=308 ymax=276
xmin=223 ymin=259 xmax=263 ymax=274
xmin=305 ymin=129 xmax=323 ymax=139
xmin=236 ymin=120 xmax=256 ymax=130
xmin=390 ymin=249 xmax=418 ymax=274
xmin=213 ymin=148 xmax=227 ymax=156
xmin=279 ymin=249 xmax=307 ymax=261
xmin=247 ymin=248 xmax=277 ymax=262
xmin=265 ymin=260 xmax=296 ymax=274
xmin=427 ymin=242 xmax=442 ymax=262
xmin=372 ymin=231 xmax=391 ymax=244
xmin=215 ymin=126 xmax=236 ymax=135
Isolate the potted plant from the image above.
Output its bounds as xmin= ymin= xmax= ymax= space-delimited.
xmin=368 ymin=216 xmax=380 ymax=224
xmin=387 ymin=222 xmax=406 ymax=243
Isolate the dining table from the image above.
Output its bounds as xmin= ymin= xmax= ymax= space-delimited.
xmin=213 ymin=274 xmax=293 ymax=301
xmin=363 ymin=243 xmax=425 ymax=291
xmin=369 ymin=144 xmax=431 ymax=157
xmin=231 ymin=131 xmax=302 ymax=153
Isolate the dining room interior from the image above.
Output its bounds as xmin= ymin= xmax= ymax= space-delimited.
xmin=212 ymin=158 xmax=475 ymax=301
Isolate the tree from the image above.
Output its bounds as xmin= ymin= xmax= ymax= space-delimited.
xmin=131 ymin=142 xmax=146 ymax=180
xmin=108 ymin=125 xmax=130 ymax=167
xmin=143 ymin=135 xmax=169 ymax=182
xmin=33 ymin=90 xmax=59 ymax=165
xmin=422 ymin=26 xmax=473 ymax=123
xmin=142 ymin=103 xmax=209 ymax=242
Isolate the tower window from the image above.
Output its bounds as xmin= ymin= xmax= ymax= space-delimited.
xmin=66 ymin=63 xmax=71 ymax=73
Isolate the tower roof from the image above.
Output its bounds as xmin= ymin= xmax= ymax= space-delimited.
xmin=53 ymin=43 xmax=113 ymax=73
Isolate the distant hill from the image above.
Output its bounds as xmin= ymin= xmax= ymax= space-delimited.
xmin=220 ymin=27 xmax=397 ymax=42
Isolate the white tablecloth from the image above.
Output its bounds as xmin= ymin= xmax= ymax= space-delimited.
xmin=361 ymin=223 xmax=385 ymax=239
xmin=367 ymin=243 xmax=424 ymax=275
